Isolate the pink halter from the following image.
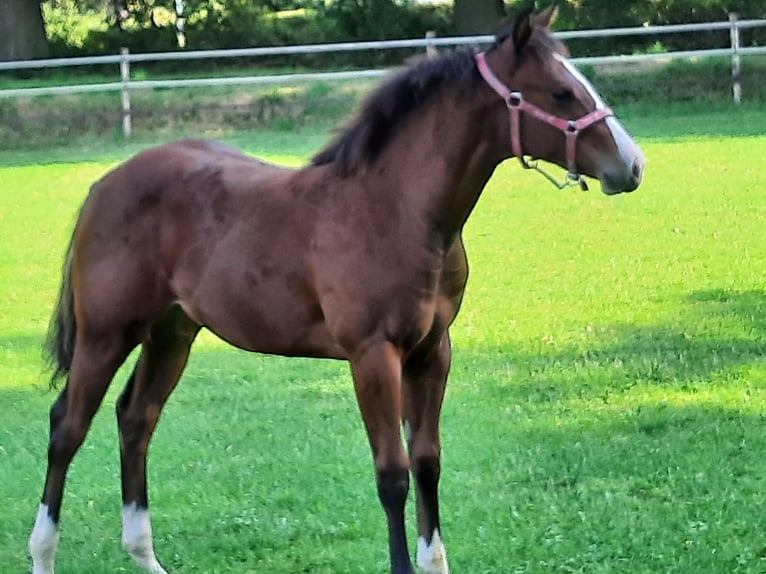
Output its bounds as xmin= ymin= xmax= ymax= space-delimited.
xmin=475 ymin=51 xmax=613 ymax=190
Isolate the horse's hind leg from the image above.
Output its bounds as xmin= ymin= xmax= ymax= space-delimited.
xmin=30 ymin=331 xmax=136 ymax=574
xmin=116 ymin=305 xmax=200 ymax=573
xmin=402 ymin=333 xmax=452 ymax=574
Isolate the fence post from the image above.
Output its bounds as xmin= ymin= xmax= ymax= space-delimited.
xmin=425 ymin=31 xmax=437 ymax=59
xmin=729 ymin=12 xmax=741 ymax=105
xmin=175 ymin=0 xmax=186 ymax=48
xmin=120 ymin=47 xmax=132 ymax=138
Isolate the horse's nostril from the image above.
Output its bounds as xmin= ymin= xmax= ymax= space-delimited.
xmin=632 ymin=160 xmax=642 ymax=179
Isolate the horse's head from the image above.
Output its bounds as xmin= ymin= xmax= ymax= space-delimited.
xmin=478 ymin=6 xmax=645 ymax=194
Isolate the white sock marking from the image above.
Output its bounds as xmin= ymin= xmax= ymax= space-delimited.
xmin=417 ymin=529 xmax=450 ymax=574
xmin=29 ymin=504 xmax=59 ymax=574
xmin=122 ymin=504 xmax=168 ymax=574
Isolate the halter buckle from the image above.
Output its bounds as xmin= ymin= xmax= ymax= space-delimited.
xmin=507 ymin=91 xmax=523 ymax=109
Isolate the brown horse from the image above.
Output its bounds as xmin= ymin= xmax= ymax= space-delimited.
xmin=29 ymin=7 xmax=644 ymax=574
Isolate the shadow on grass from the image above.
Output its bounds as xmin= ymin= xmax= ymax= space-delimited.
xmin=454 ymin=289 xmax=766 ymax=407
xmin=0 ymin=331 xmax=45 ymax=353
xmin=0 ymin=331 xmax=54 ymax=392
xmin=441 ymin=401 xmax=766 ymax=574
xmin=0 ymin=128 xmax=324 ymax=169
xmin=619 ymin=101 xmax=766 ymax=141
xmin=688 ymin=288 xmax=766 ymax=331
xmin=438 ymin=290 xmax=766 ymax=573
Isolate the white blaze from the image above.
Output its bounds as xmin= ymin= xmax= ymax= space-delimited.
xmin=552 ymin=53 xmax=640 ymax=168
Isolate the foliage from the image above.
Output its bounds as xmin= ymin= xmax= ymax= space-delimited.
xmin=38 ymin=0 xmax=766 ymax=62
xmin=41 ymin=0 xmax=455 ymax=56
xmin=184 ymin=0 xmax=454 ymax=48
xmin=320 ymin=0 xmax=441 ymax=41
xmin=554 ymin=0 xmax=766 ymax=55
xmin=42 ymin=0 xmax=106 ymax=51
xmin=554 ymin=0 xmax=766 ymax=26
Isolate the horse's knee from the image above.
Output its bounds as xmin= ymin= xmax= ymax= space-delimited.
xmin=117 ymin=406 xmax=158 ymax=457
xmin=116 ymin=379 xmax=161 ymax=453
xmin=412 ymin=452 xmax=441 ymax=493
xmin=376 ymin=467 xmax=410 ymax=514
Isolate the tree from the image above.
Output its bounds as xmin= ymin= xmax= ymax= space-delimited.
xmin=0 ymin=0 xmax=49 ymax=61
xmin=453 ymin=0 xmax=506 ymax=34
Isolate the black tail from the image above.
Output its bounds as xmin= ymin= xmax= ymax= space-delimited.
xmin=45 ymin=231 xmax=77 ymax=388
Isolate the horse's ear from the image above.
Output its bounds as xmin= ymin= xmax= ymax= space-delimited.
xmin=511 ymin=6 xmax=535 ymax=54
xmin=533 ymin=4 xmax=559 ymax=30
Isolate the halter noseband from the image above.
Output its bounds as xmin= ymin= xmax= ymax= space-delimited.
xmin=475 ymin=51 xmax=614 ymax=191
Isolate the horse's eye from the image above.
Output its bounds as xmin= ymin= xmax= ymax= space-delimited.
xmin=553 ymin=88 xmax=574 ymax=104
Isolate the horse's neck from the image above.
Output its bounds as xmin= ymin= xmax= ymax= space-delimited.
xmin=378 ymin=93 xmax=502 ymax=243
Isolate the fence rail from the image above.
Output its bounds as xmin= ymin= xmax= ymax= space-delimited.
xmin=2 ymin=16 xmax=765 ymax=137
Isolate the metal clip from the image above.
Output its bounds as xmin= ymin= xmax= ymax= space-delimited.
xmin=520 ymin=157 xmax=589 ymax=191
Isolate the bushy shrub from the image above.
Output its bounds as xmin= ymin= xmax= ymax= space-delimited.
xmin=554 ymin=0 xmax=766 ymax=56
xmin=45 ymin=0 xmax=454 ymax=61
xmin=319 ymin=0 xmax=452 ymax=42
xmin=40 ymin=0 xmax=766 ymax=61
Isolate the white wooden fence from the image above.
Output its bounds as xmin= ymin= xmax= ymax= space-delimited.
xmin=1 ymin=15 xmax=765 ymax=138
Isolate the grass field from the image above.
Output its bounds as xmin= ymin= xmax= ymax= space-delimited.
xmin=2 ymin=104 xmax=766 ymax=573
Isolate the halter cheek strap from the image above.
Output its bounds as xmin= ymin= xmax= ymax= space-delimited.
xmin=475 ymin=51 xmax=614 ymax=191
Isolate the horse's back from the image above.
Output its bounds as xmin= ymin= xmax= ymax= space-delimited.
xmin=97 ymin=137 xmax=288 ymax=192
xmin=85 ymin=138 xmax=293 ymax=226
xmin=70 ymin=139 xmax=296 ymax=337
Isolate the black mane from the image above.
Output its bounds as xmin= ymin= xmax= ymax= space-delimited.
xmin=311 ymin=50 xmax=480 ymax=174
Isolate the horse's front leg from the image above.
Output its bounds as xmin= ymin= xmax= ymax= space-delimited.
xmin=350 ymin=341 xmax=414 ymax=574
xmin=403 ymin=333 xmax=452 ymax=574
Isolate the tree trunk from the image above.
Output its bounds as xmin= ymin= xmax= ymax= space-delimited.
xmin=0 ymin=0 xmax=49 ymax=61
xmin=453 ymin=0 xmax=506 ymax=35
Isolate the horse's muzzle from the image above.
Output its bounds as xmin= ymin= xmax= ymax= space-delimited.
xmin=601 ymin=155 xmax=645 ymax=195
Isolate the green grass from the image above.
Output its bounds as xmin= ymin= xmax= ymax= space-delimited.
xmin=2 ymin=105 xmax=766 ymax=573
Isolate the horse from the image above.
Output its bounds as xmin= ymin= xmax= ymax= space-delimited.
xmin=29 ymin=6 xmax=644 ymax=574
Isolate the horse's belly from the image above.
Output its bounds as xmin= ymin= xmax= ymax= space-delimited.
xmin=179 ymin=283 xmax=346 ymax=360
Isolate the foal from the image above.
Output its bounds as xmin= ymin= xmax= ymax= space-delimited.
xmin=30 ymin=7 xmax=644 ymax=574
